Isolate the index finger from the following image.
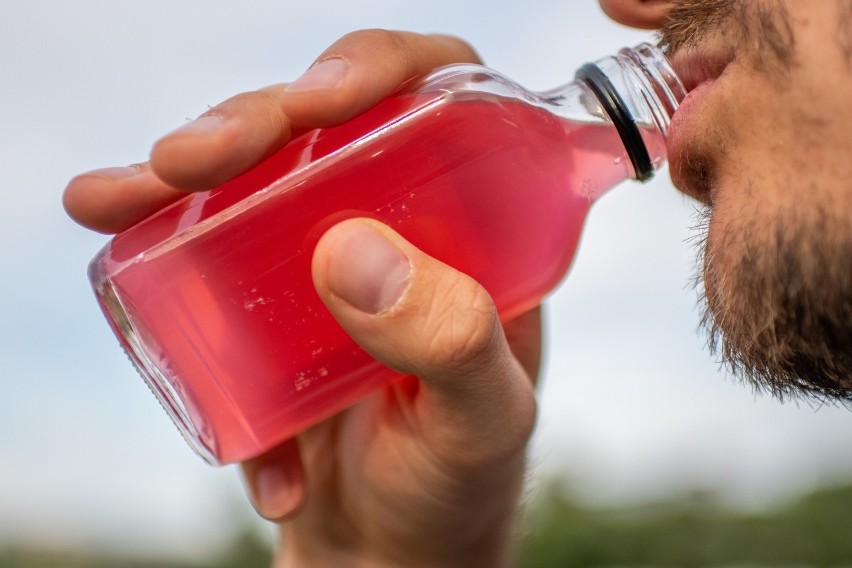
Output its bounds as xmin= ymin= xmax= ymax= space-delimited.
xmin=64 ymin=30 xmax=482 ymax=233
xmin=149 ymin=30 xmax=482 ymax=190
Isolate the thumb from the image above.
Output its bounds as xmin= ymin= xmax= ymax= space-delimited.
xmin=312 ymin=218 xmax=537 ymax=465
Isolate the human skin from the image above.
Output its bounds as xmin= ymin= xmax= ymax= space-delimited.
xmin=603 ymin=0 xmax=852 ymax=397
xmin=62 ymin=1 xmax=851 ymax=566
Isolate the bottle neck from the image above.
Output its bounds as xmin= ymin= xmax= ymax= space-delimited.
xmin=539 ymin=42 xmax=686 ymax=183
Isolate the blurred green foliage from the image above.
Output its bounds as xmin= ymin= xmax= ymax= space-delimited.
xmin=3 ymin=482 xmax=852 ymax=567
xmin=0 ymin=529 xmax=272 ymax=568
xmin=517 ymin=482 xmax=852 ymax=568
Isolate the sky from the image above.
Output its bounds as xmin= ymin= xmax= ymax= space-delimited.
xmin=1 ymin=0 xmax=851 ymax=561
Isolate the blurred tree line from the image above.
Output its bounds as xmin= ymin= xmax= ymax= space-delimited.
xmin=0 ymin=529 xmax=271 ymax=568
xmin=518 ymin=481 xmax=852 ymax=567
xmin=3 ymin=481 xmax=852 ymax=567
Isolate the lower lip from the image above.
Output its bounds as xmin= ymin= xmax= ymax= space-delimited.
xmin=667 ymin=79 xmax=717 ymax=148
xmin=666 ymin=78 xmax=717 ymax=182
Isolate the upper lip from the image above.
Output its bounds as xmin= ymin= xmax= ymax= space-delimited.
xmin=668 ymin=46 xmax=736 ymax=93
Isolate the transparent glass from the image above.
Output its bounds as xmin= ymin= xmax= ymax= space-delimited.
xmin=89 ymin=42 xmax=685 ymax=465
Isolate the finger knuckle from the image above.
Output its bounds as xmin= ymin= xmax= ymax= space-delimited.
xmin=222 ymin=90 xmax=288 ymax=135
xmin=429 ymin=33 xmax=480 ymax=63
xmin=425 ymin=272 xmax=501 ymax=372
xmin=338 ymin=28 xmax=409 ymax=56
xmin=226 ymin=89 xmax=278 ymax=116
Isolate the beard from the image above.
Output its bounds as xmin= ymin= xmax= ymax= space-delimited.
xmin=696 ymin=204 xmax=852 ymax=401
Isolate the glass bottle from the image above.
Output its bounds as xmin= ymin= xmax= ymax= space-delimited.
xmin=89 ymin=42 xmax=685 ymax=465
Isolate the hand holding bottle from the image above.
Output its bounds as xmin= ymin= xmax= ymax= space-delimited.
xmin=65 ymin=30 xmax=541 ymax=567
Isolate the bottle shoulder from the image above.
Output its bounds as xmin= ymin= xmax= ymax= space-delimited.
xmin=401 ymin=63 xmax=541 ymax=106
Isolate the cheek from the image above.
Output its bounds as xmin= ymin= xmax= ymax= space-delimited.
xmin=711 ymin=64 xmax=851 ymax=211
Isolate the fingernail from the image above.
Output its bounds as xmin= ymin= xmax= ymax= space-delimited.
xmin=170 ymin=114 xmax=224 ymax=136
xmin=286 ymin=58 xmax=349 ymax=93
xmin=253 ymin=465 xmax=298 ymax=519
xmin=328 ymin=223 xmax=412 ymax=315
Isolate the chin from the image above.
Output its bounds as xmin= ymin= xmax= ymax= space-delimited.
xmin=696 ymin=194 xmax=852 ymax=401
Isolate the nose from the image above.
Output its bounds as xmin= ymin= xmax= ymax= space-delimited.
xmin=598 ymin=0 xmax=675 ymax=29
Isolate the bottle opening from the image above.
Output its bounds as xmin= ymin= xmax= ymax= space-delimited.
xmin=578 ymin=42 xmax=686 ymax=181
xmin=576 ymin=63 xmax=655 ymax=182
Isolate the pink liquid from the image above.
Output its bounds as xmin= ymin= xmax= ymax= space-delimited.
xmin=92 ymin=90 xmax=633 ymax=464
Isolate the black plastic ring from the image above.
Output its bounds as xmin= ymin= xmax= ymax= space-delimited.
xmin=576 ymin=63 xmax=653 ymax=182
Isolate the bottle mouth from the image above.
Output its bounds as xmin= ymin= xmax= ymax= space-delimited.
xmin=620 ymin=42 xmax=687 ymax=128
xmin=577 ymin=42 xmax=686 ymax=181
xmin=576 ymin=62 xmax=656 ymax=182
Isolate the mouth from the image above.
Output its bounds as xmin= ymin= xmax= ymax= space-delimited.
xmin=669 ymin=46 xmax=735 ymax=93
xmin=666 ymin=46 xmax=736 ymax=204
